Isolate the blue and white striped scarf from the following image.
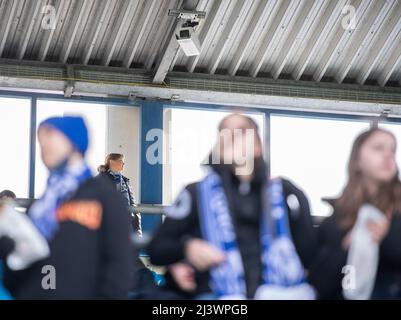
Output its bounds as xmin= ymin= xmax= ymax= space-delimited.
xmin=198 ymin=170 xmax=315 ymax=300
xmin=29 ymin=161 xmax=93 ymax=241
xmin=108 ymin=170 xmax=131 ymax=206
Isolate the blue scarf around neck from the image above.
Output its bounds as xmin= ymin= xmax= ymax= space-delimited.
xmin=29 ymin=160 xmax=93 ymax=241
xmin=197 ymin=170 xmax=313 ymax=299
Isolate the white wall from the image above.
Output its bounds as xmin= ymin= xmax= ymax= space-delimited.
xmin=107 ymin=106 xmax=140 ymax=202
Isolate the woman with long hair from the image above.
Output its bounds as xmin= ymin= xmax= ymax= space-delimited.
xmin=98 ymin=153 xmax=141 ymax=236
xmin=309 ymin=127 xmax=401 ymax=299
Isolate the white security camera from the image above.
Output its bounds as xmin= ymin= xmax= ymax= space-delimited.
xmin=175 ymin=25 xmax=201 ymax=57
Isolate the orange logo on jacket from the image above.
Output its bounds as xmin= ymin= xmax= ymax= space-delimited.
xmin=56 ymin=201 xmax=102 ymax=230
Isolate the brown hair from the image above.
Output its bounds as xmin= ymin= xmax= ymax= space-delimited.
xmin=335 ymin=128 xmax=401 ymax=229
xmin=98 ymin=153 xmax=124 ymax=173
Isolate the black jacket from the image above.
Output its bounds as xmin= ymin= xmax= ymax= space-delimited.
xmin=97 ymin=171 xmax=142 ymax=235
xmin=148 ymin=163 xmax=318 ymax=299
xmin=0 ymin=236 xmax=15 ymax=260
xmin=308 ymin=211 xmax=401 ymax=299
xmin=4 ymin=176 xmax=134 ymax=300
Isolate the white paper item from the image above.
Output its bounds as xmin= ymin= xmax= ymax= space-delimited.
xmin=0 ymin=203 xmax=50 ymax=270
xmin=254 ymin=283 xmax=316 ymax=300
xmin=343 ymin=204 xmax=386 ymax=300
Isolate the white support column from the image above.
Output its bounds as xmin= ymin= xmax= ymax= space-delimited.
xmin=107 ymin=105 xmax=141 ymax=201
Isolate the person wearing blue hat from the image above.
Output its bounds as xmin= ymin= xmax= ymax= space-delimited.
xmin=4 ymin=116 xmax=133 ymax=299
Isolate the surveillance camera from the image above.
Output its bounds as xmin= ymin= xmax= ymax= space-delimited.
xmin=175 ymin=26 xmax=200 ymax=57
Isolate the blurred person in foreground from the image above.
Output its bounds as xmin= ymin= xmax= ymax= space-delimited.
xmin=4 ymin=116 xmax=133 ymax=299
xmin=309 ymin=128 xmax=401 ymax=299
xmin=148 ymin=113 xmax=318 ymax=300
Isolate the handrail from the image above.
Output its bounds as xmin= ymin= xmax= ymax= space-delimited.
xmin=15 ymin=198 xmax=165 ymax=215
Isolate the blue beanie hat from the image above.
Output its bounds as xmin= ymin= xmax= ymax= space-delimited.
xmin=39 ymin=116 xmax=89 ymax=155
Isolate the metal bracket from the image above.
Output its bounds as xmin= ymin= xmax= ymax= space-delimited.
xmin=168 ymin=9 xmax=206 ymax=20
xmin=64 ymin=65 xmax=75 ymax=98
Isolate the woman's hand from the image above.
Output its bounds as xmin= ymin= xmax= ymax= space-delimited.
xmin=366 ymin=218 xmax=390 ymax=243
xmin=185 ymin=238 xmax=225 ymax=272
xmin=343 ymin=218 xmax=390 ymax=250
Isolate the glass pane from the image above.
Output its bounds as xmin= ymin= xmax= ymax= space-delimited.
xmin=379 ymin=122 xmax=401 ymax=171
xmin=35 ymin=100 xmax=107 ymax=197
xmin=166 ymin=108 xmax=265 ymax=203
xmin=270 ymin=115 xmax=370 ymax=216
xmin=0 ymin=97 xmax=31 ymax=198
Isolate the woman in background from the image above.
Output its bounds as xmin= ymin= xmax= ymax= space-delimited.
xmin=309 ymin=128 xmax=401 ymax=299
xmin=98 ymin=153 xmax=142 ymax=236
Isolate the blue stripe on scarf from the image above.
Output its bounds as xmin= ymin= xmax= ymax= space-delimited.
xmin=108 ymin=170 xmax=130 ymax=206
xmin=29 ymin=162 xmax=93 ymax=241
xmin=198 ymin=170 xmax=306 ymax=298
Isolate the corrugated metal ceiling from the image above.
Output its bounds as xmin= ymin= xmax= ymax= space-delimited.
xmin=0 ymin=0 xmax=400 ymax=87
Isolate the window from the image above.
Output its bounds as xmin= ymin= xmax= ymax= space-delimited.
xmin=164 ymin=108 xmax=265 ymax=204
xmin=0 ymin=97 xmax=31 ymax=198
xmin=270 ymin=115 xmax=370 ymax=216
xmin=379 ymin=122 xmax=401 ymax=170
xmin=35 ymin=100 xmax=107 ymax=197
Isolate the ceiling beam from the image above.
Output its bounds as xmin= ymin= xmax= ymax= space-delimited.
xmin=1 ymin=60 xmax=400 ymax=115
xmin=153 ymin=0 xmax=203 ymax=84
xmin=144 ymin=0 xmax=183 ymax=71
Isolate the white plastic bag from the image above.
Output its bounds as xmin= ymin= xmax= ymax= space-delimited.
xmin=0 ymin=202 xmax=50 ymax=270
xmin=343 ymin=204 xmax=385 ymax=300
